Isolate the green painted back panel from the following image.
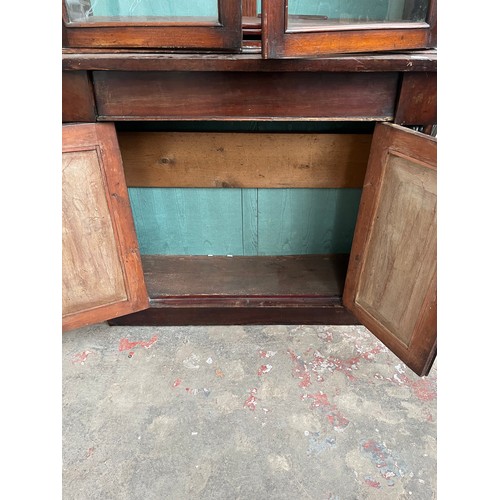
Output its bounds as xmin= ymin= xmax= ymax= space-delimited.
xmin=257 ymin=189 xmax=361 ymax=255
xmin=129 ymin=188 xmax=361 ymax=256
xmin=129 ymin=188 xmax=246 ymax=255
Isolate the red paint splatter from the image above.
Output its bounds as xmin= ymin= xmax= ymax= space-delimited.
xmin=288 ymin=346 xmax=382 ymax=385
xmin=318 ymin=331 xmax=334 ymax=342
xmin=259 ymin=350 xmax=277 ymax=358
xmin=364 ymin=477 xmax=381 ymax=489
xmin=86 ymin=447 xmax=95 ymax=458
xmin=306 ymin=391 xmax=330 ymax=408
xmin=287 ymin=349 xmax=312 ymax=388
xmin=172 ymin=378 xmax=182 ymax=388
xmin=128 ymin=351 xmax=135 ymax=358
xmin=257 ymin=364 xmax=272 ymax=376
xmin=243 ymin=388 xmax=258 ymax=411
xmin=72 ymin=351 xmax=91 ymax=364
xmin=406 ymin=376 xmax=437 ymax=401
xmin=304 ymin=392 xmax=349 ymax=430
xmin=380 ymin=372 xmax=437 ymax=401
xmin=299 ymin=372 xmax=311 ymax=387
xmin=119 ymin=335 xmax=158 ymax=352
xmin=325 ymin=346 xmax=382 ymax=381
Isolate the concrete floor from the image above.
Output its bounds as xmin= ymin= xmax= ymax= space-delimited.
xmin=62 ymin=323 xmax=437 ymax=499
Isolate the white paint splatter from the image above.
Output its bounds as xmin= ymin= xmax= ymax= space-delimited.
xmin=183 ymin=354 xmax=200 ymax=369
xmin=258 ymin=364 xmax=273 ymax=376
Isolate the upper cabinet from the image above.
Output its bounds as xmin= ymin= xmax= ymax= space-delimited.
xmin=62 ymin=0 xmax=242 ymax=51
xmin=261 ymin=0 xmax=436 ymax=58
xmin=62 ymin=1 xmax=436 ymax=56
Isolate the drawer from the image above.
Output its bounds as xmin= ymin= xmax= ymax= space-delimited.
xmin=93 ymin=71 xmax=399 ymax=121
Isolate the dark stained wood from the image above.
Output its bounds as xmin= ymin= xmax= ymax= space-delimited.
xmin=428 ymin=0 xmax=437 ymax=47
xmin=281 ymin=28 xmax=430 ymax=57
xmin=62 ymin=0 xmax=241 ymax=51
xmin=108 ymin=300 xmax=359 ymax=326
xmin=395 ymin=72 xmax=437 ymax=126
xmin=109 ymin=254 xmax=358 ymax=326
xmin=242 ymin=16 xmax=261 ymax=38
xmin=262 ymin=0 xmax=436 ymax=58
xmin=343 ymin=123 xmax=436 ymax=376
xmin=66 ymin=16 xmax=222 ymax=26
xmin=62 ymin=123 xmax=149 ymax=332
xmin=141 ymin=254 xmax=349 ymax=298
xmin=261 ymin=0 xmax=284 ymax=59
xmin=242 ymin=1 xmax=257 ymax=17
xmin=242 ymin=40 xmax=262 ymax=52
xmin=118 ymin=132 xmax=371 ymax=188
xmin=93 ymin=71 xmax=399 ymax=121
xmin=62 ymin=50 xmax=437 ymax=73
xmin=62 ymin=71 xmax=96 ymax=122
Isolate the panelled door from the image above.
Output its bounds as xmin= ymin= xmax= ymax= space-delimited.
xmin=343 ymin=123 xmax=437 ymax=376
xmin=62 ymin=0 xmax=242 ymax=51
xmin=261 ymin=0 xmax=436 ymax=58
xmin=62 ymin=123 xmax=149 ymax=332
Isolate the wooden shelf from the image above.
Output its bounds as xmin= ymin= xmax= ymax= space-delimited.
xmin=110 ymin=254 xmax=359 ymax=325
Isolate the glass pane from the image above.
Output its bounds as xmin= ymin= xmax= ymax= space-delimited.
xmin=285 ymin=0 xmax=428 ymax=29
xmin=65 ymin=0 xmax=219 ymax=23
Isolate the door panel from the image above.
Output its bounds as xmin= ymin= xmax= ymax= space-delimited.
xmin=262 ymin=0 xmax=436 ymax=58
xmin=62 ymin=123 xmax=149 ymax=332
xmin=343 ymin=123 xmax=436 ymax=376
xmin=62 ymin=0 xmax=242 ymax=51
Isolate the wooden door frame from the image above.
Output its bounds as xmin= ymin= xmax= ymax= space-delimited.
xmin=262 ymin=0 xmax=436 ymax=58
xmin=62 ymin=123 xmax=149 ymax=332
xmin=343 ymin=123 xmax=437 ymax=376
xmin=62 ymin=0 xmax=242 ymax=51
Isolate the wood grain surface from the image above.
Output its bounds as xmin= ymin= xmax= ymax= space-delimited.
xmin=93 ymin=71 xmax=399 ymax=120
xmin=118 ymin=132 xmax=371 ymax=188
xmin=343 ymin=123 xmax=436 ymax=376
xmin=62 ymin=123 xmax=149 ymax=331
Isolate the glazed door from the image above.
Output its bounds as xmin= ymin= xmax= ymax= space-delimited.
xmin=62 ymin=123 xmax=149 ymax=332
xmin=262 ymin=0 xmax=436 ymax=58
xmin=62 ymin=0 xmax=241 ymax=51
xmin=343 ymin=123 xmax=436 ymax=376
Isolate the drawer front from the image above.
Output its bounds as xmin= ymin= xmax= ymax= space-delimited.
xmin=93 ymin=71 xmax=399 ymax=121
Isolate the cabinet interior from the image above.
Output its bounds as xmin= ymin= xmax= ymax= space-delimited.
xmin=114 ymin=121 xmax=375 ymax=320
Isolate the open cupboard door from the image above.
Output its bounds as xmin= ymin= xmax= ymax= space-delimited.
xmin=343 ymin=123 xmax=436 ymax=376
xmin=62 ymin=123 xmax=149 ymax=332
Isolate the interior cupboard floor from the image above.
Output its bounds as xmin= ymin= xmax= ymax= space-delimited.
xmin=110 ymin=254 xmax=357 ymax=325
xmin=141 ymin=254 xmax=349 ymax=298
